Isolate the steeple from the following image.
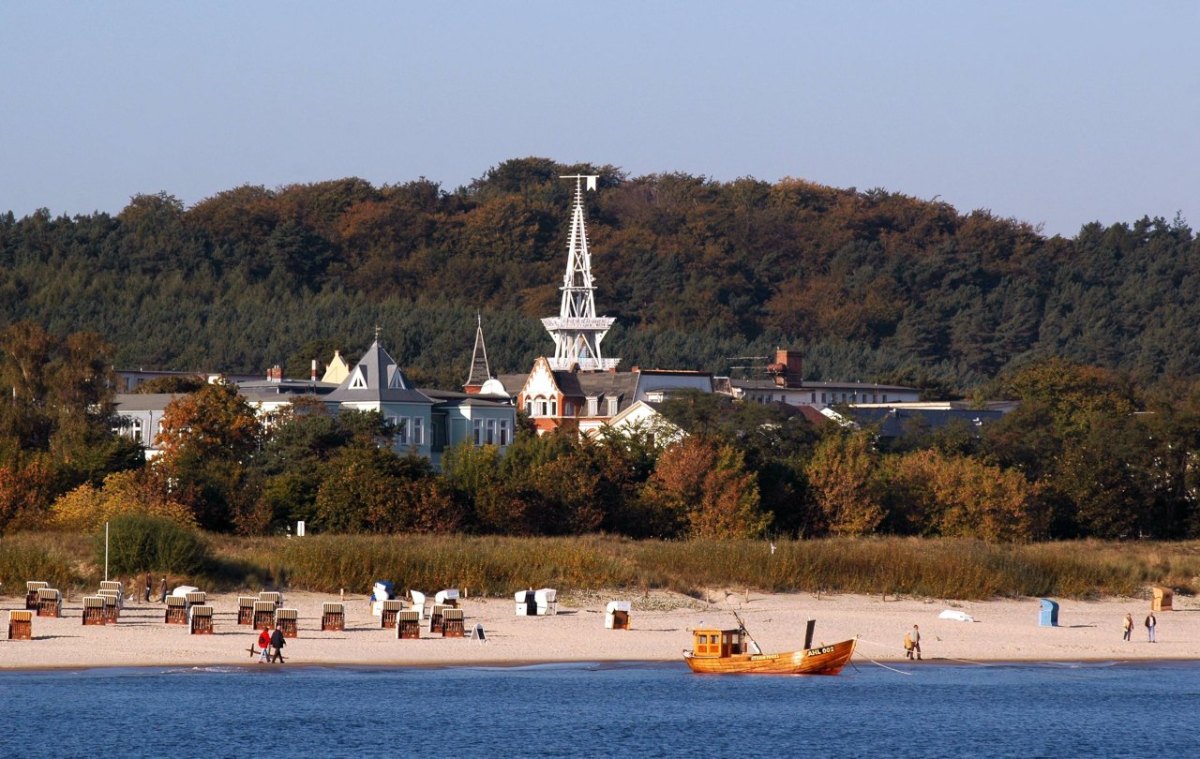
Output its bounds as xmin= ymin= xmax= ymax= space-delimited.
xmin=540 ymin=174 xmax=619 ymax=371
xmin=463 ymin=314 xmax=493 ymax=394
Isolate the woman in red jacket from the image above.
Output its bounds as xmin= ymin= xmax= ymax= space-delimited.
xmin=257 ymin=626 xmax=271 ymax=663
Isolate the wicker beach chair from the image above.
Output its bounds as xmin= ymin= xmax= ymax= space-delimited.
xmin=380 ymin=599 xmax=403 ymax=629
xmin=442 ymin=608 xmax=466 ymax=638
xmin=429 ymin=604 xmax=448 ymax=635
xmin=275 ymin=608 xmax=299 ymax=638
xmin=434 ymin=589 xmax=460 ymax=608
xmin=321 ymin=602 xmax=345 ymax=631
xmin=237 ymin=596 xmax=256 ymax=625
xmin=101 ymin=593 xmax=120 ymax=623
xmin=409 ymin=590 xmax=427 ymax=619
xmin=252 ymin=601 xmax=276 ymax=629
xmin=36 ymin=588 xmax=62 ymax=618
xmin=82 ymin=596 xmax=107 ymax=626
xmin=165 ymin=595 xmax=188 ymax=624
xmin=189 ymin=605 xmax=214 ymax=635
xmin=8 ymin=610 xmax=33 ymax=640
xmin=605 ymin=601 xmax=632 ymax=630
xmin=396 ymin=610 xmax=420 ymax=639
xmin=258 ymin=591 xmax=283 ymax=608
xmin=25 ymin=581 xmax=48 ymax=610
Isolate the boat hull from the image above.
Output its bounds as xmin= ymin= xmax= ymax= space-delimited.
xmin=684 ymin=638 xmax=856 ymax=675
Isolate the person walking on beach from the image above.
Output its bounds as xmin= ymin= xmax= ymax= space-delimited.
xmin=903 ymin=629 xmax=915 ymax=659
xmin=143 ymin=572 xmax=152 ymax=604
xmin=1122 ymin=612 xmax=1133 ymax=641
xmin=1145 ymin=612 xmax=1157 ymax=643
xmin=909 ymin=624 xmax=922 ymax=660
xmin=269 ymin=625 xmax=286 ymax=663
xmin=159 ymin=576 xmax=168 ymax=604
xmin=257 ymin=626 xmax=272 ymax=663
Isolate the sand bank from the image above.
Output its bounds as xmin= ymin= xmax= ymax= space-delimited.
xmin=0 ymin=589 xmax=1194 ymax=670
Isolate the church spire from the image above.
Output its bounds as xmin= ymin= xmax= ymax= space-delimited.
xmin=540 ymin=174 xmax=619 ymax=371
xmin=463 ymin=314 xmax=493 ymax=393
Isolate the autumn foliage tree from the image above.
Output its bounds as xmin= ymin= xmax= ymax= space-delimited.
xmin=641 ymin=436 xmax=770 ymax=539
xmin=805 ymin=431 xmax=884 ymax=536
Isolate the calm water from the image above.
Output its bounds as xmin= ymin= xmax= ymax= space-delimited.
xmin=1 ymin=661 xmax=1198 ymax=757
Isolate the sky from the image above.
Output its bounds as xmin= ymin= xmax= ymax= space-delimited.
xmin=1 ymin=2 xmax=1196 ymax=238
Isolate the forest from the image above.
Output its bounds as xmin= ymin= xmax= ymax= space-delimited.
xmin=2 ymin=157 xmax=1199 ymax=543
xmin=0 ymin=157 xmax=1196 ymax=392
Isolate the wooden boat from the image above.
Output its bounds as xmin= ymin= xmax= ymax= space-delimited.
xmin=683 ymin=617 xmax=856 ymax=675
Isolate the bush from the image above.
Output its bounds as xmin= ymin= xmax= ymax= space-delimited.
xmin=95 ymin=514 xmax=210 ymax=576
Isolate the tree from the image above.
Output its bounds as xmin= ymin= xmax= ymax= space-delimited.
xmin=642 ymin=436 xmax=770 ymax=538
xmin=805 ymin=431 xmax=885 ymax=536
xmin=154 ymin=380 xmax=261 ymax=530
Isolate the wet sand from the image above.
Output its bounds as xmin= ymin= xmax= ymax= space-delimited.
xmin=0 ymin=589 xmax=1192 ymax=669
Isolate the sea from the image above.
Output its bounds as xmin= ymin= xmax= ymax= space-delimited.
xmin=1 ymin=661 xmax=1197 ymax=758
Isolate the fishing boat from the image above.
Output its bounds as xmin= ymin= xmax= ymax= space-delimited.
xmin=683 ymin=615 xmax=856 ymax=675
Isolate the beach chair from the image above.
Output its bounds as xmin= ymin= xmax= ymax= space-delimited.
xmin=36 ymin=588 xmax=62 ymax=618
xmin=605 ymin=601 xmax=632 ymax=630
xmin=535 ymin=589 xmax=557 ymax=616
xmin=8 ymin=610 xmax=33 ymax=640
xmin=237 ymin=596 xmax=256 ymax=625
xmin=253 ymin=601 xmax=276 ymax=629
xmin=435 ymin=589 xmax=460 ymax=608
xmin=275 ymin=608 xmax=299 ymax=638
xmin=99 ymin=580 xmax=123 ymax=598
xmin=189 ymin=605 xmax=214 ymax=635
xmin=165 ymin=596 xmax=188 ymax=624
xmin=380 ymin=599 xmax=403 ymax=629
xmin=82 ymin=596 xmax=107 ymax=626
xmin=25 ymin=581 xmax=48 ymax=610
xmin=102 ymin=593 xmax=120 ymax=624
xmin=409 ymin=590 xmax=427 ymax=619
xmin=429 ymin=604 xmax=448 ymax=635
xmin=258 ymin=591 xmax=283 ymax=608
xmin=321 ymin=602 xmax=345 ymax=631
xmin=184 ymin=591 xmax=206 ymax=609
xmin=442 ymin=608 xmax=466 ymax=638
xmin=515 ymin=589 xmax=536 ymax=616
xmin=396 ymin=610 xmax=420 ymax=640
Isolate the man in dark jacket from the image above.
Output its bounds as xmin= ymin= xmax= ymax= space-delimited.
xmin=270 ymin=625 xmax=286 ymax=663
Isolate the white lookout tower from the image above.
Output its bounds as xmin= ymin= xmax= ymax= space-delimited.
xmin=541 ymin=174 xmax=620 ymax=372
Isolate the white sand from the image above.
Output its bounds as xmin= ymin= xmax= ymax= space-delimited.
xmin=0 ymin=589 xmax=1192 ymax=669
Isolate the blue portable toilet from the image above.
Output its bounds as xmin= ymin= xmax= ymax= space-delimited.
xmin=1039 ymin=599 xmax=1059 ymax=627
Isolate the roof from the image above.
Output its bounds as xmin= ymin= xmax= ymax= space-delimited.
xmin=236 ymin=379 xmax=338 ymax=395
xmin=733 ymin=378 xmax=919 ymax=392
xmin=497 ymin=373 xmax=529 ymax=395
xmin=846 ymin=407 xmax=1007 ymax=437
xmin=114 ymin=393 xmax=184 ymax=412
xmin=421 ymin=388 xmax=513 ymax=408
xmin=464 ymin=318 xmax=492 ymax=387
xmin=324 ymin=340 xmax=434 ymax=405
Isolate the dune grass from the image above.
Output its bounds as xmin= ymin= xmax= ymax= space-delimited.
xmin=4 ymin=532 xmax=1200 ymax=601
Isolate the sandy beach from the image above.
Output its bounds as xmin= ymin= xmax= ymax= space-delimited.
xmin=1 ymin=589 xmax=1194 ymax=670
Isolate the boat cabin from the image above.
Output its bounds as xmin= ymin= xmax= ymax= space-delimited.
xmin=691 ymin=628 xmax=748 ymax=658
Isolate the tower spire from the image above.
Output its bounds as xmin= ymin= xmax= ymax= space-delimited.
xmin=541 ymin=174 xmax=619 ymax=371
xmin=464 ymin=313 xmax=493 ymax=392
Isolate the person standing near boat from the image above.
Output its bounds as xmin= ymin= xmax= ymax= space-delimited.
xmin=1145 ymin=612 xmax=1157 ymax=643
xmin=909 ymin=625 xmax=922 ymax=660
xmin=1122 ymin=612 xmax=1133 ymax=641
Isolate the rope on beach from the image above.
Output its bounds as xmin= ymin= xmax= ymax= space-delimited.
xmin=853 ymin=649 xmax=912 ymax=676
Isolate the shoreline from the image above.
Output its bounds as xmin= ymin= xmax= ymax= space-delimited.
xmin=2 ymin=590 xmax=1194 ymax=671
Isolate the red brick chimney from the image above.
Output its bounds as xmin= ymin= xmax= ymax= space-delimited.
xmin=267 ymin=364 xmax=283 ymax=382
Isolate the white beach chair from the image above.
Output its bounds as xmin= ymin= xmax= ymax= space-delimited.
xmin=410 ymin=590 xmax=427 ymax=619
xmin=435 ymin=589 xmax=460 ymax=607
xmin=605 ymin=601 xmax=632 ymax=629
xmin=535 ymin=588 xmax=557 ymax=616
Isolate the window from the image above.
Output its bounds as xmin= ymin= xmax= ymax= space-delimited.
xmin=550 ymin=398 xmax=558 ymax=416
xmin=349 ymin=367 xmax=367 ymax=389
xmin=537 ymin=398 xmax=548 ymax=417
xmin=821 ymin=393 xmax=827 ymax=404
xmin=882 ymin=394 xmax=888 ymax=403
xmin=412 ymin=417 xmax=424 ymax=446
xmin=587 ymin=397 xmax=598 ymax=416
xmin=811 ymin=392 xmax=816 ymax=403
xmin=525 ymin=398 xmax=533 ymax=416
xmin=486 ymin=419 xmax=496 ymax=445
xmin=499 ymin=419 xmax=510 ymax=445
xmin=606 ymin=397 xmax=618 ymax=416
xmin=473 ymin=419 xmax=483 ymax=445
xmin=396 ymin=417 xmax=409 ymax=445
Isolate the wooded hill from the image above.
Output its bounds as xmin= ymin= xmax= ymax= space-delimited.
xmin=1 ymin=157 xmax=1195 ymax=393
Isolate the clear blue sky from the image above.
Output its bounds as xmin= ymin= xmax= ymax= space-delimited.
xmin=1 ymin=2 xmax=1196 ymax=237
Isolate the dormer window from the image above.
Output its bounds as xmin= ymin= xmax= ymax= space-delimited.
xmin=587 ymin=396 xmax=598 ymax=416
xmin=349 ymin=367 xmax=367 ymax=390
xmin=606 ymin=397 xmax=618 ymax=416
